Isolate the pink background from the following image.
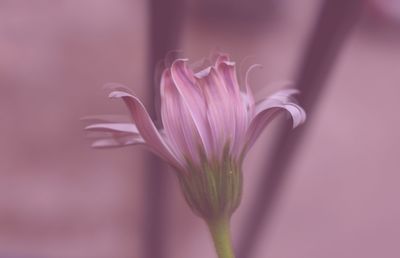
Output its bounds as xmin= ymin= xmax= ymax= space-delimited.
xmin=0 ymin=0 xmax=399 ymax=257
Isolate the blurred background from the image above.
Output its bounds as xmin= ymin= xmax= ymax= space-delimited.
xmin=0 ymin=0 xmax=400 ymax=257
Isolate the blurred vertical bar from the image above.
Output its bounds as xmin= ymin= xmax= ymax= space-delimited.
xmin=144 ymin=0 xmax=184 ymax=258
xmin=237 ymin=1 xmax=365 ymax=258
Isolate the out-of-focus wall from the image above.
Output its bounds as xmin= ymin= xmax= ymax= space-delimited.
xmin=0 ymin=1 xmax=148 ymax=257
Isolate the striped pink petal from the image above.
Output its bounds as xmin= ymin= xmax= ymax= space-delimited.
xmin=216 ymin=61 xmax=249 ymax=155
xmin=109 ymin=90 xmax=183 ymax=171
xmin=161 ymin=69 xmax=205 ymax=164
xmin=197 ymin=67 xmax=236 ymax=157
xmin=170 ymin=60 xmax=212 ymax=156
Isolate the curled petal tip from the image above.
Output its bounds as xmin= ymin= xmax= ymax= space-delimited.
xmin=222 ymin=60 xmax=236 ymax=66
xmin=172 ymin=58 xmax=189 ymax=66
xmin=84 ymin=125 xmax=95 ymax=131
xmin=292 ymin=108 xmax=307 ymax=128
xmin=194 ymin=67 xmax=212 ymax=79
xmin=108 ymin=90 xmax=134 ymax=99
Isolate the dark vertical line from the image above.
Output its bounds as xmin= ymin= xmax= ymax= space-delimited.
xmin=143 ymin=1 xmax=184 ymax=258
xmin=237 ymin=1 xmax=365 ymax=258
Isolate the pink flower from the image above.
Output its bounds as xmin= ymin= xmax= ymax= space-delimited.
xmin=85 ymin=53 xmax=305 ymax=219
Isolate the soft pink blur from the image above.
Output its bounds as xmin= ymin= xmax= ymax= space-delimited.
xmin=1 ymin=1 xmax=400 ymax=258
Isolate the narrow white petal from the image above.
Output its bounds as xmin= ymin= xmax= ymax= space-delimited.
xmin=85 ymin=123 xmax=139 ymax=134
xmin=92 ymin=135 xmax=145 ymax=148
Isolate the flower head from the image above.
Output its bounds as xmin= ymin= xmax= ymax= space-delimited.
xmin=85 ymin=53 xmax=305 ymax=220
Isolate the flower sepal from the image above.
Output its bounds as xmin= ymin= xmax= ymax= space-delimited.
xmin=177 ymin=142 xmax=242 ymax=221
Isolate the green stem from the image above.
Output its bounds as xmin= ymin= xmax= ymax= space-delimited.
xmin=207 ymin=217 xmax=235 ymax=258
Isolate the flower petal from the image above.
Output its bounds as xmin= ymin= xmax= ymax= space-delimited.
xmin=194 ymin=66 xmax=211 ymax=79
xmin=216 ymin=61 xmax=249 ymax=156
xmin=244 ymin=90 xmax=306 ymax=153
xmin=91 ymin=135 xmax=144 ymax=148
xmin=109 ymin=90 xmax=183 ymax=171
xmin=85 ymin=123 xmax=139 ymax=134
xmin=244 ymin=64 xmax=262 ymax=114
xmin=255 ymin=90 xmax=305 ymax=128
xmin=197 ymin=67 xmax=239 ymax=157
xmin=170 ymin=60 xmax=213 ymax=155
xmin=215 ymin=53 xmax=230 ymax=66
xmin=170 ymin=59 xmax=205 ymax=109
xmin=161 ymin=69 xmax=205 ymax=164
